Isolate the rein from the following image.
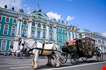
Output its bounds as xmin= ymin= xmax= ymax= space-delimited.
xmin=40 ymin=43 xmax=45 ymax=55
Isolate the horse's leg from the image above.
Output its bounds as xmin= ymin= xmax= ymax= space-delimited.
xmin=46 ymin=56 xmax=52 ymax=66
xmin=32 ymin=49 xmax=39 ymax=69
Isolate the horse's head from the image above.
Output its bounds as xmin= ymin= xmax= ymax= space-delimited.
xmin=18 ymin=38 xmax=25 ymax=45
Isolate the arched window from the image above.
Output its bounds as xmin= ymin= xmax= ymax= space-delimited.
xmin=49 ymin=26 xmax=53 ymax=41
xmin=37 ymin=23 xmax=41 ymax=39
xmin=14 ymin=19 xmax=16 ymax=23
xmin=37 ymin=30 xmax=40 ymax=39
xmin=1 ymin=39 xmax=7 ymax=51
xmin=21 ymin=23 xmax=28 ymax=37
xmin=3 ymin=24 xmax=9 ymax=35
xmin=32 ymin=22 xmax=35 ymax=26
xmin=0 ymin=16 xmax=2 ymax=22
xmin=43 ymin=24 xmax=46 ymax=28
xmin=43 ymin=29 xmax=46 ymax=38
xmin=38 ymin=23 xmax=41 ymax=27
xmin=6 ymin=16 xmax=9 ymax=23
xmin=43 ymin=24 xmax=46 ymax=38
xmin=11 ymin=25 xmax=16 ymax=36
xmin=13 ymin=18 xmax=16 ymax=24
xmin=32 ymin=26 xmax=35 ymax=38
xmin=0 ymin=23 xmax=1 ymax=30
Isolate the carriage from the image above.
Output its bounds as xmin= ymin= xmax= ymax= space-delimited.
xmin=11 ymin=37 xmax=103 ymax=69
xmin=62 ymin=37 xmax=103 ymax=64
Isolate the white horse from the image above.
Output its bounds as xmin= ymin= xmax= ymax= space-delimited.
xmin=13 ymin=38 xmax=65 ymax=69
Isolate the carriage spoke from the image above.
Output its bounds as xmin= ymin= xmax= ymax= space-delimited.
xmin=59 ymin=52 xmax=68 ymax=64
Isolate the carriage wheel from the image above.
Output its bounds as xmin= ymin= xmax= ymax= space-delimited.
xmin=69 ymin=54 xmax=79 ymax=65
xmin=59 ymin=52 xmax=68 ymax=64
xmin=50 ymin=52 xmax=61 ymax=67
xmin=70 ymin=58 xmax=79 ymax=65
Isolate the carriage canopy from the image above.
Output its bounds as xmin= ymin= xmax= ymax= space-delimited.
xmin=68 ymin=37 xmax=95 ymax=47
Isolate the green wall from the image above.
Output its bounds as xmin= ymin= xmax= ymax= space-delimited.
xmin=0 ymin=15 xmax=16 ymax=54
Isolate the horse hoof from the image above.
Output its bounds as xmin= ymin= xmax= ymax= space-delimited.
xmin=55 ymin=63 xmax=60 ymax=67
xmin=32 ymin=68 xmax=37 ymax=70
xmin=32 ymin=66 xmax=38 ymax=70
xmin=46 ymin=63 xmax=52 ymax=66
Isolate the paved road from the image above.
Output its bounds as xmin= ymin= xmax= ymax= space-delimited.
xmin=0 ymin=55 xmax=106 ymax=70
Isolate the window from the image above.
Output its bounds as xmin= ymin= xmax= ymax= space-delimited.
xmin=3 ymin=24 xmax=9 ymax=35
xmin=43 ymin=24 xmax=46 ymax=28
xmin=0 ymin=16 xmax=2 ymax=22
xmin=38 ymin=23 xmax=41 ymax=27
xmin=49 ymin=26 xmax=53 ymax=41
xmin=1 ymin=39 xmax=7 ymax=51
xmin=12 ymin=18 xmax=16 ymax=24
xmin=32 ymin=22 xmax=35 ymax=26
xmin=37 ymin=23 xmax=41 ymax=39
xmin=32 ymin=26 xmax=35 ymax=38
xmin=21 ymin=23 xmax=28 ymax=37
xmin=9 ymin=40 xmax=13 ymax=51
xmin=14 ymin=19 xmax=16 ymax=23
xmin=43 ymin=29 xmax=46 ymax=38
xmin=43 ymin=24 xmax=46 ymax=38
xmin=11 ymin=25 xmax=16 ymax=36
xmin=37 ymin=30 xmax=40 ymax=39
xmin=6 ymin=16 xmax=9 ymax=23
xmin=0 ymin=23 xmax=1 ymax=30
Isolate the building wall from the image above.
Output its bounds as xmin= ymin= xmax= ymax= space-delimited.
xmin=95 ymin=35 xmax=106 ymax=53
xmin=0 ymin=14 xmax=17 ymax=54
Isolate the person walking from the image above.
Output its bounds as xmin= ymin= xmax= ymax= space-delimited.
xmin=9 ymin=41 xmax=13 ymax=56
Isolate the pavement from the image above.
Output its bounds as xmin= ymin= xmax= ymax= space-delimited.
xmin=0 ymin=55 xmax=106 ymax=70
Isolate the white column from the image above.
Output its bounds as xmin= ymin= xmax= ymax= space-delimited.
xmin=16 ymin=20 xmax=20 ymax=37
xmin=19 ymin=21 xmax=22 ymax=37
xmin=53 ymin=27 xmax=57 ymax=43
xmin=16 ymin=20 xmax=22 ymax=37
xmin=46 ymin=25 xmax=49 ymax=41
xmin=71 ymin=32 xmax=73 ymax=40
xmin=67 ymin=31 xmax=69 ymax=41
xmin=27 ymin=21 xmax=32 ymax=38
xmin=35 ymin=23 xmax=37 ymax=38
xmin=40 ymin=23 xmax=43 ymax=39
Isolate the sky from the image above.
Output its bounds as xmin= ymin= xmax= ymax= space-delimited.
xmin=0 ymin=0 xmax=106 ymax=34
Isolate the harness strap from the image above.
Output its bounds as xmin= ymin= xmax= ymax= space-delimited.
xmin=40 ymin=43 xmax=45 ymax=55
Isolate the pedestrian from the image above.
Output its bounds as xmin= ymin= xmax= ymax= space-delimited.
xmin=9 ymin=41 xmax=13 ymax=56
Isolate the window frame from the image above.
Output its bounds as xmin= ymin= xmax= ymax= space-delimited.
xmin=0 ymin=15 xmax=2 ymax=22
xmin=43 ymin=29 xmax=46 ymax=38
xmin=1 ymin=39 xmax=7 ymax=51
xmin=37 ymin=30 xmax=41 ymax=39
xmin=21 ymin=23 xmax=28 ymax=37
xmin=0 ymin=22 xmax=1 ymax=30
xmin=3 ymin=24 xmax=9 ymax=35
xmin=5 ymin=16 xmax=10 ymax=23
xmin=11 ymin=25 xmax=16 ymax=36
